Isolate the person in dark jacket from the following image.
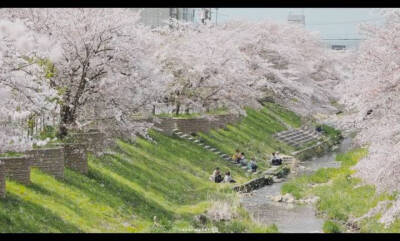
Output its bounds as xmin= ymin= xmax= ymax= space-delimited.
xmin=271 ymin=152 xmax=282 ymax=166
xmin=210 ymin=167 xmax=223 ymax=183
xmin=248 ymin=158 xmax=258 ymax=172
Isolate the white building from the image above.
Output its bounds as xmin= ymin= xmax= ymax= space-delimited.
xmin=134 ymin=8 xmax=198 ymax=28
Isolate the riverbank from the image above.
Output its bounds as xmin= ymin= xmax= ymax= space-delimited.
xmin=0 ymin=104 xmax=297 ymax=233
xmin=239 ymin=136 xmax=350 ymax=233
xmin=281 ymin=144 xmax=399 ymax=233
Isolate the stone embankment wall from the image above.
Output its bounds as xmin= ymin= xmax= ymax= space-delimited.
xmin=0 ymin=162 xmax=5 ymax=198
xmin=154 ymin=114 xmax=242 ymax=135
xmin=64 ymin=143 xmax=88 ymax=175
xmin=233 ymin=176 xmax=274 ymax=193
xmin=233 ymin=165 xmax=291 ymax=193
xmin=26 ymin=147 xmax=65 ymax=179
xmin=0 ymin=130 xmax=105 ymax=198
xmin=0 ymin=156 xmax=32 ymax=185
xmin=69 ymin=131 xmax=106 ymax=156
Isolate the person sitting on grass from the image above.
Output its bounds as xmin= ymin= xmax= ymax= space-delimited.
xmin=209 ymin=167 xmax=223 ymax=183
xmin=223 ymin=171 xmax=236 ymax=183
xmin=232 ymin=149 xmax=240 ymax=163
xmin=239 ymin=152 xmax=248 ymax=166
xmin=271 ymin=152 xmax=282 ymax=166
xmin=248 ymin=158 xmax=258 ymax=172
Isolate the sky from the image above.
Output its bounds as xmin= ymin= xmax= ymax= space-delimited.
xmin=215 ymin=8 xmax=386 ymax=48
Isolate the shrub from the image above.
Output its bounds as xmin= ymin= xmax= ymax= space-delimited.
xmin=214 ymin=220 xmax=247 ymax=233
xmin=323 ymin=220 xmax=342 ymax=233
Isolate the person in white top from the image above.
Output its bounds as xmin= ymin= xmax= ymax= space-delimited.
xmin=223 ymin=171 xmax=236 ymax=183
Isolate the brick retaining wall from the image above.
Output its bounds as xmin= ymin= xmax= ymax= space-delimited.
xmin=69 ymin=131 xmax=106 ymax=156
xmin=154 ymin=114 xmax=242 ymax=135
xmin=0 ymin=156 xmax=32 ymax=185
xmin=26 ymin=147 xmax=64 ymax=179
xmin=64 ymin=143 xmax=88 ymax=174
xmin=233 ymin=176 xmax=274 ymax=193
xmin=0 ymin=162 xmax=5 ymax=198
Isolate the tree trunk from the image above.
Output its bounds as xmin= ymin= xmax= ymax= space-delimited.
xmin=57 ymin=104 xmax=76 ymax=139
xmin=152 ymin=105 xmax=156 ymax=115
xmin=185 ymin=106 xmax=190 ymax=114
xmin=175 ymin=102 xmax=181 ymax=116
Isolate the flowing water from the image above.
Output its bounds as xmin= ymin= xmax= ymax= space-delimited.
xmin=240 ymin=137 xmax=353 ymax=233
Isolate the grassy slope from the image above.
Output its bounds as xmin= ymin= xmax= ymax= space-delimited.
xmin=281 ymin=148 xmax=397 ymax=233
xmin=198 ymin=106 xmax=300 ymax=171
xmin=0 ymin=103 xmax=299 ymax=233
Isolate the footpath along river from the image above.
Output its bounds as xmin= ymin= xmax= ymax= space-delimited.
xmin=240 ymin=137 xmax=353 ymax=233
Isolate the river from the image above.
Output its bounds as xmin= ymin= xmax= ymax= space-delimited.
xmin=240 ymin=137 xmax=353 ymax=233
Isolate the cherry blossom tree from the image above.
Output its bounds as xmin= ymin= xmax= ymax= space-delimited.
xmin=156 ymin=19 xmax=342 ymax=117
xmin=155 ymin=20 xmax=263 ymax=116
xmin=335 ymin=8 xmax=400 ymax=226
xmin=0 ymin=18 xmax=61 ymax=153
xmin=1 ymin=8 xmax=170 ymax=139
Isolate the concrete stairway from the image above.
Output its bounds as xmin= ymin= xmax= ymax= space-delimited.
xmin=273 ymin=126 xmax=322 ymax=148
xmin=172 ymin=129 xmax=232 ymax=162
xmin=172 ymin=128 xmax=259 ymax=174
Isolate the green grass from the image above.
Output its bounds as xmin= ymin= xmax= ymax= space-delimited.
xmin=0 ymin=152 xmax=25 ymax=158
xmin=281 ymin=147 xmax=398 ymax=232
xmin=262 ymin=102 xmax=302 ymax=128
xmin=319 ymin=124 xmax=343 ymax=142
xmin=0 ymin=104 xmax=300 ymax=233
xmin=323 ymin=220 xmax=343 ymax=233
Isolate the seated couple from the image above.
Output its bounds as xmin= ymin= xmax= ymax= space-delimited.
xmin=209 ymin=167 xmax=236 ymax=183
xmin=232 ymin=149 xmax=258 ymax=172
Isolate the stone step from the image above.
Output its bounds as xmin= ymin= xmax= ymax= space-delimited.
xmin=188 ymin=137 xmax=194 ymax=141
xmin=224 ymin=158 xmax=231 ymax=161
xmin=175 ymin=131 xmax=183 ymax=136
xmin=215 ymin=151 xmax=221 ymax=155
xmin=284 ymin=135 xmax=316 ymax=145
xmin=296 ymin=136 xmax=316 ymax=144
xmin=280 ymin=136 xmax=307 ymax=143
xmin=302 ymin=131 xmax=322 ymax=139
xmin=263 ymin=166 xmax=279 ymax=175
xmin=285 ymin=140 xmax=298 ymax=146
xmin=193 ymin=140 xmax=200 ymax=143
xmin=181 ymin=134 xmax=189 ymax=138
xmin=282 ymin=156 xmax=293 ymax=161
xmin=210 ymin=148 xmax=217 ymax=151
xmin=284 ymin=135 xmax=314 ymax=143
xmin=280 ymin=131 xmax=307 ymax=140
xmin=300 ymin=128 xmax=316 ymax=134
xmin=172 ymin=129 xmax=180 ymax=133
xmin=272 ymin=176 xmax=284 ymax=183
xmin=279 ymin=136 xmax=304 ymax=143
xmin=242 ymin=166 xmax=248 ymax=169
xmin=204 ymin=146 xmax=211 ymax=149
xmin=276 ymin=130 xmax=298 ymax=138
